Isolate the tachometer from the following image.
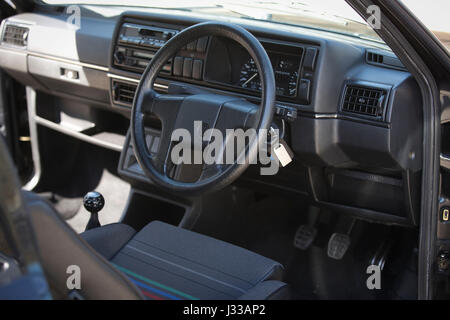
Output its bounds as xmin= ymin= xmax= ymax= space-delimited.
xmin=238 ymin=55 xmax=300 ymax=97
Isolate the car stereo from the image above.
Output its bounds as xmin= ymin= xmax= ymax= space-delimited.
xmin=113 ymin=23 xmax=178 ymax=73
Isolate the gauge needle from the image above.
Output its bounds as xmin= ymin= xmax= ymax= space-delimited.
xmin=242 ymin=73 xmax=258 ymax=87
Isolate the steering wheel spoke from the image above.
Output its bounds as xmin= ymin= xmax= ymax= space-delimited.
xmin=152 ymin=122 xmax=176 ymax=175
xmin=141 ymin=89 xmax=185 ymax=119
xmin=199 ymin=163 xmax=229 ymax=181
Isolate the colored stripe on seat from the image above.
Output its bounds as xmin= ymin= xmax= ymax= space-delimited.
xmin=127 ymin=277 xmax=180 ymax=300
xmin=140 ymin=289 xmax=165 ymax=300
xmin=112 ymin=263 xmax=199 ymax=300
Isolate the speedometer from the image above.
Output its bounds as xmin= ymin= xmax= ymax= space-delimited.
xmin=238 ymin=55 xmax=299 ymax=97
xmin=238 ymin=58 xmax=261 ymax=91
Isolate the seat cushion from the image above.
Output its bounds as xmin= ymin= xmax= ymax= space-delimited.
xmin=22 ymin=190 xmax=143 ymax=299
xmin=81 ymin=223 xmax=136 ymax=260
xmin=110 ymin=221 xmax=285 ymax=300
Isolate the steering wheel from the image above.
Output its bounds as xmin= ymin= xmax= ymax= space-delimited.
xmin=131 ymin=21 xmax=275 ymax=195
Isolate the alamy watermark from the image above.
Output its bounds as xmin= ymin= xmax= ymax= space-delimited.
xmin=66 ymin=264 xmax=81 ymax=290
xmin=169 ymin=121 xmax=287 ymax=176
xmin=66 ymin=5 xmax=81 ymax=30
xmin=367 ymin=5 xmax=381 ymax=30
xmin=366 ymin=265 xmax=381 ymax=290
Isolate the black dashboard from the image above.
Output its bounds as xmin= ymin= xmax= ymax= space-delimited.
xmin=0 ymin=5 xmax=423 ymax=227
xmin=110 ymin=16 xmax=317 ymax=108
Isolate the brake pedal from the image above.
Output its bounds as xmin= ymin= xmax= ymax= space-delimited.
xmin=327 ymin=233 xmax=351 ymax=260
xmin=294 ymin=225 xmax=317 ymax=250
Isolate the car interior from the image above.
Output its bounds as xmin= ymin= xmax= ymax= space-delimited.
xmin=0 ymin=0 xmax=447 ymax=300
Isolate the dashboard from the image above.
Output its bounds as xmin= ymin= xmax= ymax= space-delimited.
xmin=110 ymin=18 xmax=317 ymax=108
xmin=0 ymin=5 xmax=423 ymax=227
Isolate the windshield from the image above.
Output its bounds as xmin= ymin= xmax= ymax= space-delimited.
xmin=40 ymin=0 xmax=384 ymax=43
xmin=401 ymin=0 xmax=450 ymax=52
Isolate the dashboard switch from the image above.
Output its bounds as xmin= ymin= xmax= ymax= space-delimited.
xmin=196 ymin=37 xmax=208 ymax=52
xmin=113 ymin=50 xmax=125 ymax=64
xmin=304 ymin=47 xmax=318 ymax=71
xmin=182 ymin=58 xmax=193 ymax=78
xmin=275 ymin=104 xmax=297 ymax=122
xmin=173 ymin=56 xmax=184 ymax=76
xmin=192 ymin=59 xmax=203 ymax=80
xmin=298 ymin=79 xmax=311 ymax=103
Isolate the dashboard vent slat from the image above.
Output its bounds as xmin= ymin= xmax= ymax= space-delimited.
xmin=112 ymin=80 xmax=137 ymax=106
xmin=366 ymin=50 xmax=406 ymax=71
xmin=367 ymin=52 xmax=383 ymax=64
xmin=2 ymin=24 xmax=29 ymax=47
xmin=341 ymin=85 xmax=386 ymax=119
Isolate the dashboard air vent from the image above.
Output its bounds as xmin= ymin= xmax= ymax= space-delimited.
xmin=366 ymin=50 xmax=406 ymax=71
xmin=367 ymin=52 xmax=383 ymax=64
xmin=341 ymin=85 xmax=386 ymax=118
xmin=112 ymin=80 xmax=137 ymax=106
xmin=2 ymin=24 xmax=29 ymax=47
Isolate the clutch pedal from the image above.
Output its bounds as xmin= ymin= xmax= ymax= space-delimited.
xmin=293 ymin=206 xmax=320 ymax=250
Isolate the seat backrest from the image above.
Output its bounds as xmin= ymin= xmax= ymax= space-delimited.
xmin=27 ymin=194 xmax=144 ymax=299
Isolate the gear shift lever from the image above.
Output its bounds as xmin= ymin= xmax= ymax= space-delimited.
xmin=83 ymin=191 xmax=105 ymax=231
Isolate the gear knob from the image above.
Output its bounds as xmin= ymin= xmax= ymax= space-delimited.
xmin=83 ymin=191 xmax=105 ymax=213
xmin=83 ymin=191 xmax=104 ymax=231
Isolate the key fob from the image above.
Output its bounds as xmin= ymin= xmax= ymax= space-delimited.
xmin=273 ymin=138 xmax=294 ymax=167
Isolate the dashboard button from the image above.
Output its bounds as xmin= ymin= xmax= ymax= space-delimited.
xmin=196 ymin=37 xmax=208 ymax=52
xmin=113 ymin=51 xmax=125 ymax=64
xmin=304 ymin=47 xmax=318 ymax=71
xmin=173 ymin=56 xmax=184 ymax=76
xmin=275 ymin=104 xmax=297 ymax=122
xmin=298 ymin=79 xmax=311 ymax=103
xmin=192 ymin=59 xmax=203 ymax=80
xmin=182 ymin=58 xmax=193 ymax=78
